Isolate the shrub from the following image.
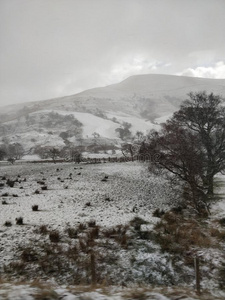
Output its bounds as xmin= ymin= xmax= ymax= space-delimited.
xmin=153 ymin=213 xmax=212 ymax=255
xmin=32 ymin=205 xmax=39 ymax=211
xmin=4 ymin=261 xmax=26 ymax=275
xmin=49 ymin=230 xmax=60 ymax=243
xmin=105 ymin=197 xmax=111 ymax=202
xmin=66 ymin=227 xmax=78 ymax=239
xmin=4 ymin=221 xmax=12 ymax=227
xmin=16 ymin=217 xmax=23 ymax=225
xmin=6 ymin=180 xmax=15 ymax=188
xmin=78 ymin=223 xmax=87 ymax=231
xmin=21 ymin=248 xmax=38 ymax=262
xmin=88 ymin=220 xmax=96 ymax=227
xmin=2 ymin=193 xmax=9 ymax=197
xmin=39 ymin=225 xmax=48 ymax=235
xmin=2 ymin=200 xmax=8 ymax=205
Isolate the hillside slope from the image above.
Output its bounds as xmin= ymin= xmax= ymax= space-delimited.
xmin=0 ymin=74 xmax=225 ymax=153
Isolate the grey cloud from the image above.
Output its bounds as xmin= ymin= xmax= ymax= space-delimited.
xmin=0 ymin=0 xmax=225 ymax=106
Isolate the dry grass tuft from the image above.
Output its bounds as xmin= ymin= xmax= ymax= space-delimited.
xmin=66 ymin=227 xmax=78 ymax=239
xmin=32 ymin=289 xmax=59 ymax=300
xmin=39 ymin=225 xmax=48 ymax=235
xmin=49 ymin=230 xmax=60 ymax=243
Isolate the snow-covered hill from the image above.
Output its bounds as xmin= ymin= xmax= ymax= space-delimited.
xmin=0 ymin=74 xmax=225 ymax=152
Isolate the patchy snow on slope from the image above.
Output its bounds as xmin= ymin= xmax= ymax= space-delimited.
xmin=34 ymin=110 xmax=120 ymax=139
xmin=107 ymin=112 xmax=159 ymax=134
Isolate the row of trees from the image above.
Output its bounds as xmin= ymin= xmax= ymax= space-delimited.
xmin=139 ymin=91 xmax=225 ymax=214
xmin=0 ymin=143 xmax=25 ymax=163
xmin=33 ymin=145 xmax=83 ymax=163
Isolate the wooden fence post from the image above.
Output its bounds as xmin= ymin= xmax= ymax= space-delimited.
xmin=194 ymin=256 xmax=201 ymax=294
xmin=90 ymin=250 xmax=96 ymax=286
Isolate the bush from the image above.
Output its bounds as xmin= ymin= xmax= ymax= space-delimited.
xmin=39 ymin=225 xmax=48 ymax=235
xmin=32 ymin=205 xmax=39 ymax=211
xmin=16 ymin=217 xmax=23 ymax=225
xmin=21 ymin=248 xmax=38 ymax=262
xmin=49 ymin=230 xmax=60 ymax=243
xmin=4 ymin=221 xmax=12 ymax=227
xmin=66 ymin=227 xmax=78 ymax=239
xmin=2 ymin=192 xmax=9 ymax=197
xmin=153 ymin=212 xmax=212 ymax=255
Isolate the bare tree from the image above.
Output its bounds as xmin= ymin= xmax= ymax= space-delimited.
xmin=144 ymin=91 xmax=225 ymax=213
xmin=148 ymin=123 xmax=208 ymax=213
xmin=172 ymin=91 xmax=225 ymax=194
xmin=48 ymin=147 xmax=60 ymax=163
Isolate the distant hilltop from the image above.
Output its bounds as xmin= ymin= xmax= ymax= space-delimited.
xmin=0 ymin=74 xmax=225 ymax=151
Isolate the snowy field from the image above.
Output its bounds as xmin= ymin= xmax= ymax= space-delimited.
xmin=0 ymin=162 xmax=225 ymax=299
xmin=0 ymin=161 xmax=173 ymax=229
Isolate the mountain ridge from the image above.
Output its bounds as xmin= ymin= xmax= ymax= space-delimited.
xmin=1 ymin=74 xmax=225 ymax=111
xmin=0 ymin=74 xmax=225 ymax=154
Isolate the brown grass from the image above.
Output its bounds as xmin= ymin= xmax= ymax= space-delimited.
xmin=32 ymin=289 xmax=59 ymax=300
xmin=210 ymin=228 xmax=225 ymax=241
xmin=153 ymin=212 xmax=213 ymax=255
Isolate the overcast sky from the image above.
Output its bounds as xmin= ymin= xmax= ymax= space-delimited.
xmin=0 ymin=0 xmax=225 ymax=107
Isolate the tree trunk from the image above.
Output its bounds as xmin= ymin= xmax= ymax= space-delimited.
xmin=207 ymin=176 xmax=214 ymax=195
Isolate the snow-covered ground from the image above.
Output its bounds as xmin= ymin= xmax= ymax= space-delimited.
xmin=0 ymin=162 xmax=173 ymax=230
xmin=0 ymin=162 xmax=225 ymax=299
xmin=0 ymin=283 xmax=224 ymax=300
xmin=0 ymin=162 xmax=175 ymax=279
